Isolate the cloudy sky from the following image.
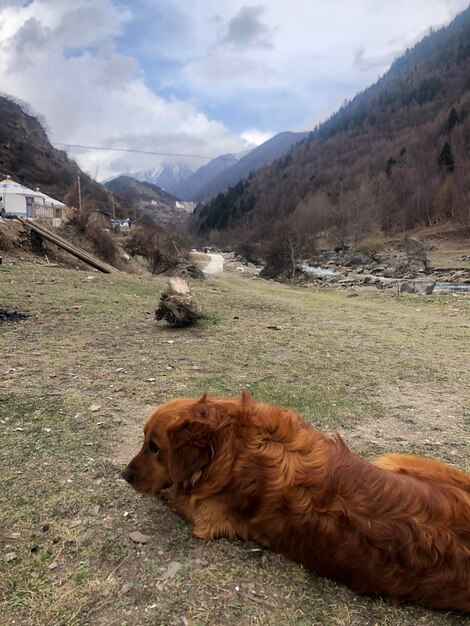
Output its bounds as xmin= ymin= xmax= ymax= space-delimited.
xmin=0 ymin=0 xmax=467 ymax=179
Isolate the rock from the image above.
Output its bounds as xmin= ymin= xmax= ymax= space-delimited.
xmin=5 ymin=552 xmax=17 ymax=562
xmin=162 ymin=561 xmax=183 ymax=579
xmin=325 ymin=275 xmax=341 ymax=284
xmin=398 ymin=280 xmax=436 ymax=295
xmin=184 ymin=265 xmax=205 ymax=280
xmin=344 ymin=255 xmax=365 ymax=267
xmin=89 ymin=404 xmax=101 ymax=412
xmin=129 ymin=531 xmax=153 ymax=544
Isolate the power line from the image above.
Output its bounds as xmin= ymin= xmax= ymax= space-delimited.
xmin=53 ymin=142 xmax=270 ymax=164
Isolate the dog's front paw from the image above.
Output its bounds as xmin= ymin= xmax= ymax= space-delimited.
xmin=159 ymin=487 xmax=175 ymax=504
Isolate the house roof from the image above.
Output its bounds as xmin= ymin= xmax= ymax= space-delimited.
xmin=0 ymin=177 xmax=65 ymax=207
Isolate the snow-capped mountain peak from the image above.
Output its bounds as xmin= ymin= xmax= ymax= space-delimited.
xmin=131 ymin=164 xmax=194 ymax=194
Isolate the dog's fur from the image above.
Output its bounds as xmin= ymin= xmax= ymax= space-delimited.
xmin=122 ymin=391 xmax=470 ymax=611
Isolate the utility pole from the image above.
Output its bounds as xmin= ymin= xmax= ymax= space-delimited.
xmin=111 ymin=193 xmax=115 ymax=220
xmin=77 ymin=175 xmax=82 ymax=215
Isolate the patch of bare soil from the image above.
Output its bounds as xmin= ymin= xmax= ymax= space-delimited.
xmin=345 ymin=381 xmax=469 ymax=469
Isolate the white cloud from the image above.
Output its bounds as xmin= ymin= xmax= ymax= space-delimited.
xmin=241 ymin=128 xmax=273 ymax=146
xmin=0 ymin=0 xmax=257 ymax=178
xmin=0 ymin=0 xmax=467 ymax=180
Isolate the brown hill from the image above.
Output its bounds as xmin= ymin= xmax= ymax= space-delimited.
xmin=193 ymin=8 xmax=470 ymax=252
xmin=104 ymin=175 xmax=193 ymax=225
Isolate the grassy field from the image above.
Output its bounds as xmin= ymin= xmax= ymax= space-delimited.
xmin=1 ymin=263 xmax=469 ymax=626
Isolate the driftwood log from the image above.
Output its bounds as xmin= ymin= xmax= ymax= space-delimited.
xmin=155 ymin=278 xmax=202 ymax=327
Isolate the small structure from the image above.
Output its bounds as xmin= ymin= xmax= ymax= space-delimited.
xmin=0 ymin=176 xmax=66 ymax=227
xmin=155 ymin=278 xmax=202 ymax=327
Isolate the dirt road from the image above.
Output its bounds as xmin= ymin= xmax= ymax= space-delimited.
xmin=190 ymin=251 xmax=225 ymax=275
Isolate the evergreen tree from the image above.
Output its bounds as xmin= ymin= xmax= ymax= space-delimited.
xmin=447 ymin=106 xmax=460 ymax=131
xmin=437 ymin=142 xmax=455 ymax=173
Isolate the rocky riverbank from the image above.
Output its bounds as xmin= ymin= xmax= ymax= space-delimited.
xmin=299 ymin=245 xmax=470 ymax=294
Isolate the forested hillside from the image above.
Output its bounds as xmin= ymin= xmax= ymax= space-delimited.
xmin=193 ymin=8 xmax=470 ymax=250
xmin=104 ymin=175 xmax=191 ymax=224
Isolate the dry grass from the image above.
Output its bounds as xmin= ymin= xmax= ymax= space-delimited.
xmin=0 ymin=224 xmax=15 ymax=251
xmin=0 ymin=263 xmax=469 ymax=626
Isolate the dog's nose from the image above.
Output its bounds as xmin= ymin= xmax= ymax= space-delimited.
xmin=121 ymin=466 xmax=135 ymax=484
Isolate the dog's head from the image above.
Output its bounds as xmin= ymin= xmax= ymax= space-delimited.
xmin=122 ymin=389 xmax=254 ymax=494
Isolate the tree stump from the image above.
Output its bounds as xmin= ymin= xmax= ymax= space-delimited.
xmin=155 ymin=278 xmax=203 ymax=327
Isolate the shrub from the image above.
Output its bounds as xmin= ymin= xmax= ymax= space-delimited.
xmin=355 ymin=237 xmax=385 ymax=259
xmin=85 ymin=213 xmax=119 ymax=263
xmin=124 ymin=224 xmax=180 ymax=274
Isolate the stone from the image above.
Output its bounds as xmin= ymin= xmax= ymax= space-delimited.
xmin=398 ymin=280 xmax=436 ymax=295
xmin=184 ymin=265 xmax=205 ymax=280
xmin=129 ymin=531 xmax=153 ymax=544
xmin=162 ymin=561 xmax=183 ymax=579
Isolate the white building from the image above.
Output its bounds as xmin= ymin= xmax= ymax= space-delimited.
xmin=0 ymin=175 xmax=66 ymax=226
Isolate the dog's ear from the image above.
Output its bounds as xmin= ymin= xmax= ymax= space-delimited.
xmin=197 ymin=391 xmax=209 ymax=404
xmin=167 ymin=419 xmax=214 ymax=483
xmin=241 ymin=388 xmax=255 ymax=407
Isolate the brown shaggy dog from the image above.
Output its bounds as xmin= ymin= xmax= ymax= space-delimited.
xmin=122 ymin=391 xmax=470 ymax=612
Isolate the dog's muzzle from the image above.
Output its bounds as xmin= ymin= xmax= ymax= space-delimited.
xmin=121 ymin=466 xmax=136 ymax=485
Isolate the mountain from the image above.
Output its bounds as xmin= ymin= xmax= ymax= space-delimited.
xmin=0 ymin=95 xmax=113 ymax=212
xmin=131 ymin=164 xmax=193 ymax=195
xmin=190 ymin=132 xmax=308 ymax=202
xmin=171 ymin=152 xmax=241 ymax=200
xmin=193 ymin=8 xmax=470 ymax=246
xmin=111 ymin=132 xmax=306 ymax=204
xmin=104 ymin=175 xmax=194 ymax=224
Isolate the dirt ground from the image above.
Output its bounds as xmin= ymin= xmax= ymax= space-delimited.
xmin=0 ymin=262 xmax=469 ymax=626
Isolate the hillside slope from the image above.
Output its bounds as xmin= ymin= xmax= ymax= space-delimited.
xmin=0 ymin=96 xmax=112 ymax=212
xmin=193 ymin=131 xmax=308 ymax=203
xmin=105 ymin=175 xmax=192 ymax=224
xmin=171 ymin=152 xmax=241 ymax=201
xmin=194 ymin=8 xmax=470 ymax=246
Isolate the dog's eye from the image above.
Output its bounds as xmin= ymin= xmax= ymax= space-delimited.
xmin=148 ymin=441 xmax=159 ymax=454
